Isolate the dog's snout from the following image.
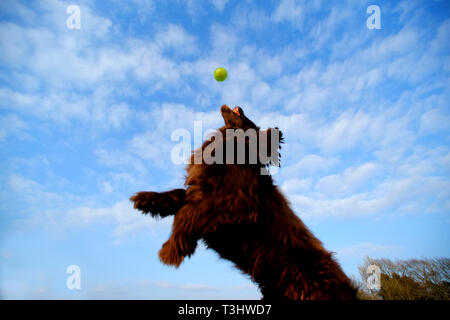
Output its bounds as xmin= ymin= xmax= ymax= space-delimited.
xmin=221 ymin=104 xmax=231 ymax=113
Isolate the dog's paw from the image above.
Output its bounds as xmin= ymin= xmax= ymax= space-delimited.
xmin=130 ymin=190 xmax=185 ymax=217
xmin=158 ymin=240 xmax=184 ymax=267
xmin=130 ymin=191 xmax=161 ymax=215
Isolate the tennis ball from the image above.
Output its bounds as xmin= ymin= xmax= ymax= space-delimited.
xmin=214 ymin=67 xmax=228 ymax=81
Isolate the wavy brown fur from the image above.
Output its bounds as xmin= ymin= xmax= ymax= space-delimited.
xmin=130 ymin=105 xmax=357 ymax=300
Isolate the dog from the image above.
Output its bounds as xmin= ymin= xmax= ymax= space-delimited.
xmin=130 ymin=105 xmax=357 ymax=300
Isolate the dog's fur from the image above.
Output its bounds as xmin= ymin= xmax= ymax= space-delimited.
xmin=130 ymin=105 xmax=357 ymax=300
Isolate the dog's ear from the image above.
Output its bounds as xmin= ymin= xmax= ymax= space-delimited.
xmin=258 ymin=127 xmax=284 ymax=167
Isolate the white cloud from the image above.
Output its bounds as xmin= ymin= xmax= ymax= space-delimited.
xmin=7 ymin=174 xmax=61 ymax=207
xmin=108 ymin=103 xmax=132 ymax=130
xmin=8 ymin=174 xmax=41 ymax=192
xmin=6 ymin=173 xmax=170 ymax=237
xmin=430 ymin=19 xmax=450 ymax=53
xmin=419 ymin=109 xmax=450 ymax=134
xmin=0 ymin=87 xmax=37 ymax=110
xmin=282 ymin=154 xmax=338 ymax=179
xmin=95 ymin=148 xmax=147 ymax=174
xmin=130 ymin=131 xmax=171 ymax=166
xmin=281 ymin=178 xmax=312 ymax=194
xmin=0 ymin=85 xmax=135 ymax=130
xmin=255 ymin=112 xmax=320 ymax=145
xmin=231 ymin=5 xmax=270 ymax=30
xmin=281 ymin=145 xmax=450 ymax=220
xmin=308 ymin=5 xmax=353 ymax=51
xmin=98 ymin=181 xmax=113 ymax=194
xmin=0 ymin=114 xmax=29 ymax=141
xmin=285 ymin=84 xmax=330 ymax=112
xmin=272 ymin=0 xmax=303 ymax=26
xmin=64 ymin=200 xmax=172 ymax=237
xmin=365 ymin=28 xmax=419 ymax=60
xmin=288 ymin=173 xmax=449 ymax=220
xmin=4 ymin=169 xmax=174 ymax=238
xmin=155 ymin=24 xmax=198 ymax=55
xmin=251 ymin=81 xmax=271 ymax=105
xmin=210 ymin=0 xmax=229 ymax=12
xmin=1 ymin=0 xmax=448 ymax=238
xmin=315 ymin=163 xmax=379 ymax=197
xmin=0 ymin=1 xmax=201 ymax=134
xmin=314 ymin=109 xmax=414 ymax=153
xmin=210 ymin=24 xmax=238 ymax=60
xmin=93 ymin=103 xmax=223 ymax=180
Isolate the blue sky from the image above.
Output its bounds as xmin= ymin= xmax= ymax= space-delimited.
xmin=0 ymin=0 xmax=449 ymax=299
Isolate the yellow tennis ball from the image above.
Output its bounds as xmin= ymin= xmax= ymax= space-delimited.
xmin=214 ymin=67 xmax=228 ymax=81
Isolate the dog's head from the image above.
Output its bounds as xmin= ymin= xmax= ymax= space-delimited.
xmin=220 ymin=105 xmax=258 ymax=130
xmin=215 ymin=105 xmax=284 ymax=168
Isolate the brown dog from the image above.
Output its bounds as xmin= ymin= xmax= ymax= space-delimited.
xmin=130 ymin=105 xmax=357 ymax=300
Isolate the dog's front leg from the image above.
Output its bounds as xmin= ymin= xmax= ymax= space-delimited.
xmin=158 ymin=203 xmax=210 ymax=267
xmin=130 ymin=189 xmax=186 ymax=217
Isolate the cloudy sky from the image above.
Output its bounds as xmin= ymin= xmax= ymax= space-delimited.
xmin=0 ymin=0 xmax=449 ymax=299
